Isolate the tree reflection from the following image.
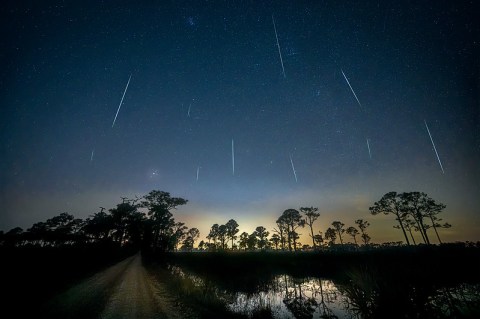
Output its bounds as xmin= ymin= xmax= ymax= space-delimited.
xmin=283 ymin=276 xmax=318 ymax=319
xmin=426 ymin=283 xmax=480 ymax=318
xmin=310 ymin=279 xmax=338 ymax=319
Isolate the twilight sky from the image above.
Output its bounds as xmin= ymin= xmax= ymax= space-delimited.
xmin=1 ymin=0 xmax=479 ymax=244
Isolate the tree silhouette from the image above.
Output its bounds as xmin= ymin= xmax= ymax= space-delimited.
xmin=313 ymin=233 xmax=324 ymax=248
xmin=346 ymin=226 xmax=359 ymax=245
xmin=4 ymin=227 xmax=24 ymax=247
xmin=207 ymin=223 xmax=219 ymax=249
xmin=254 ymin=226 xmax=269 ymax=250
xmin=181 ymin=227 xmax=200 ymax=251
xmin=270 ymin=233 xmax=281 ymax=250
xmin=110 ymin=202 xmax=137 ymax=246
xmin=300 ymin=207 xmax=320 ymax=249
xmin=370 ymin=192 xmax=410 ymax=245
xmin=217 ymin=224 xmax=228 ymax=250
xmin=325 ymin=227 xmax=337 ymax=245
xmin=273 ymin=218 xmax=288 ymax=251
xmin=331 ymin=221 xmax=345 ymax=245
xmin=84 ymin=208 xmax=114 ymax=242
xmin=278 ymin=209 xmax=305 ymax=251
xmin=421 ymin=196 xmax=449 ymax=244
xmin=172 ymin=222 xmax=188 ymax=251
xmin=26 ymin=222 xmax=48 ymax=246
xmin=239 ymin=232 xmax=249 ymax=251
xmin=394 ymin=217 xmax=416 ymax=245
xmin=140 ymin=190 xmax=188 ymax=251
xmin=354 ymin=219 xmax=371 ymax=246
xmin=225 ymin=219 xmax=239 ymax=249
xmin=400 ymin=192 xmax=432 ymax=244
xmin=247 ymin=232 xmax=257 ymax=250
xmin=361 ymin=233 xmax=371 ymax=245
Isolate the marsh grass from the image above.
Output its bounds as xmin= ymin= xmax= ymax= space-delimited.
xmin=144 ymin=245 xmax=480 ymax=318
xmin=145 ymin=257 xmax=265 ymax=318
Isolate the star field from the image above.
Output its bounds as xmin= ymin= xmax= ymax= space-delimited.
xmin=1 ymin=1 xmax=479 ymax=242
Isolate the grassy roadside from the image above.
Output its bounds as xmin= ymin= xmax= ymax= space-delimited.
xmin=0 ymin=244 xmax=136 ymax=318
xmin=144 ymin=254 xmax=273 ymax=319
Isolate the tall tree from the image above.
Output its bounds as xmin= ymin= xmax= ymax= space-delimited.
xmin=279 ymin=209 xmax=305 ymax=251
xmin=172 ymin=222 xmax=188 ymax=251
xmin=110 ymin=202 xmax=137 ymax=246
xmin=181 ymin=227 xmax=200 ymax=251
xmin=217 ymin=224 xmax=228 ymax=250
xmin=361 ymin=233 xmax=371 ymax=245
xmin=346 ymin=226 xmax=359 ymax=245
xmin=355 ymin=219 xmax=371 ymax=246
xmin=254 ymin=226 xmax=269 ymax=250
xmin=370 ymin=192 xmax=410 ymax=245
xmin=239 ymin=232 xmax=249 ymax=251
xmin=207 ymin=223 xmax=219 ymax=249
xmin=225 ymin=219 xmax=239 ymax=249
xmin=313 ymin=233 xmax=324 ymax=247
xmin=247 ymin=233 xmax=257 ymax=250
xmin=84 ymin=208 xmax=113 ymax=242
xmin=400 ymin=192 xmax=435 ymax=245
xmin=300 ymin=207 xmax=320 ymax=249
xmin=331 ymin=221 xmax=345 ymax=245
xmin=273 ymin=218 xmax=288 ymax=250
xmin=140 ymin=190 xmax=188 ymax=251
xmin=394 ymin=217 xmax=417 ymax=245
xmin=125 ymin=211 xmax=146 ymax=248
xmin=422 ymin=196 xmax=449 ymax=244
xmin=270 ymin=233 xmax=281 ymax=250
xmin=325 ymin=227 xmax=337 ymax=245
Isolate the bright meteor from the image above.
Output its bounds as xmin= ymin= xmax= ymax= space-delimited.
xmin=341 ymin=69 xmax=362 ymax=109
xmin=424 ymin=120 xmax=445 ymax=174
xmin=112 ymin=74 xmax=132 ymax=128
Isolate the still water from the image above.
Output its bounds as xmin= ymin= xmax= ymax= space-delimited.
xmin=229 ymin=276 xmax=348 ymax=318
xmin=168 ymin=265 xmax=480 ymax=319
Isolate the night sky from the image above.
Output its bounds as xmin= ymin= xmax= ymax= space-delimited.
xmin=1 ymin=1 xmax=479 ymax=243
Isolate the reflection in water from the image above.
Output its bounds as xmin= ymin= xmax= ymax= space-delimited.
xmin=426 ymin=283 xmax=480 ymax=318
xmin=166 ymin=264 xmax=480 ymax=319
xmin=229 ymin=276 xmax=345 ymax=318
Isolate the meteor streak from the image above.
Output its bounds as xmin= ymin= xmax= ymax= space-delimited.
xmin=289 ymin=154 xmax=298 ymax=183
xmin=187 ymin=103 xmax=191 ymax=117
xmin=341 ymin=69 xmax=362 ymax=109
xmin=196 ymin=166 xmax=200 ymax=181
xmin=112 ymin=74 xmax=132 ymax=128
xmin=424 ymin=120 xmax=445 ymax=174
xmin=232 ymin=139 xmax=235 ymax=175
xmin=272 ymin=15 xmax=286 ymax=78
xmin=366 ymin=138 xmax=372 ymax=159
xmin=90 ymin=149 xmax=94 ymax=162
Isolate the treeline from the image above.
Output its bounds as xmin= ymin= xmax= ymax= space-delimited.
xmin=200 ymin=209 xmax=372 ymax=251
xmin=0 ymin=190 xmax=197 ymax=252
xmin=0 ymin=190 xmax=456 ymax=252
xmin=199 ymin=191 xmax=453 ymax=251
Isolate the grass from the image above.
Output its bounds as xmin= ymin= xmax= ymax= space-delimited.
xmin=143 ymin=245 xmax=480 ymax=319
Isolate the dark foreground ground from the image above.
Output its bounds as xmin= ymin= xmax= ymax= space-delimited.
xmin=0 ymin=244 xmax=479 ymax=319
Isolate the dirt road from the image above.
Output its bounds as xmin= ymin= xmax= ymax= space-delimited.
xmin=45 ymin=253 xmax=186 ymax=319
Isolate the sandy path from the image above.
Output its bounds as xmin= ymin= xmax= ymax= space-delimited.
xmin=46 ymin=253 xmax=184 ymax=319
